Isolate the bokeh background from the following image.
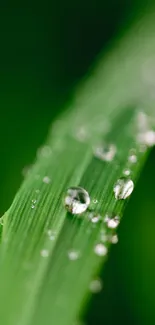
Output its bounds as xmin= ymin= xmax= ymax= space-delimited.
xmin=0 ymin=1 xmax=155 ymax=324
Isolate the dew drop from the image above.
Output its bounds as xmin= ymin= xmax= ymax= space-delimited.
xmin=68 ymin=250 xmax=80 ymax=261
xmin=104 ymin=214 xmax=120 ymax=229
xmin=40 ymin=249 xmax=49 ymax=257
xmin=138 ymin=130 xmax=155 ymax=147
xmin=111 ymin=234 xmax=119 ymax=244
xmin=64 ymin=187 xmax=90 ymax=214
xmin=37 ymin=145 xmax=52 ymax=158
xmin=94 ymin=243 xmax=108 ymax=256
xmin=22 ymin=165 xmax=32 ymax=177
xmin=89 ymin=278 xmax=103 ymax=293
xmin=123 ymin=169 xmax=131 ymax=176
xmin=113 ymin=177 xmax=134 ymax=200
xmin=43 ymin=176 xmax=51 ymax=184
xmin=32 ymin=199 xmax=37 ymax=204
xmin=94 ymin=143 xmax=116 ymax=162
xmin=88 ymin=212 xmax=101 ymax=223
xmin=47 ymin=229 xmax=56 ymax=241
xmin=93 ymin=199 xmax=98 ymax=204
xmin=128 ymin=154 xmax=137 ymax=163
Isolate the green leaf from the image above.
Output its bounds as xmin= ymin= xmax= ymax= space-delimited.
xmin=0 ymin=8 xmax=155 ymax=325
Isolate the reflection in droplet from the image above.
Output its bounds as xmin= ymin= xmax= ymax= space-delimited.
xmin=64 ymin=187 xmax=90 ymax=214
xmin=113 ymin=177 xmax=134 ymax=200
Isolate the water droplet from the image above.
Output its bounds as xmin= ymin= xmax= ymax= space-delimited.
xmin=74 ymin=126 xmax=89 ymax=142
xmin=37 ymin=145 xmax=52 ymax=158
xmin=123 ymin=169 xmax=131 ymax=176
xmin=94 ymin=243 xmax=108 ymax=256
xmin=31 ymin=205 xmax=36 ymax=209
xmin=113 ymin=177 xmax=134 ymax=200
xmin=94 ymin=143 xmax=116 ymax=162
xmin=138 ymin=130 xmax=155 ymax=147
xmin=35 ymin=189 xmax=40 ymax=194
xmin=68 ymin=250 xmax=80 ymax=261
xmin=88 ymin=212 xmax=101 ymax=223
xmin=93 ymin=199 xmax=98 ymax=204
xmin=111 ymin=234 xmax=119 ymax=244
xmin=64 ymin=187 xmax=90 ymax=214
xmin=32 ymin=199 xmax=37 ymax=204
xmin=128 ymin=154 xmax=137 ymax=163
xmin=43 ymin=176 xmax=51 ymax=184
xmin=40 ymin=249 xmax=49 ymax=257
xmin=47 ymin=229 xmax=56 ymax=241
xmin=89 ymin=278 xmax=103 ymax=293
xmin=104 ymin=214 xmax=120 ymax=229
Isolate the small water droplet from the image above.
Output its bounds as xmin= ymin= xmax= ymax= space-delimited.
xmin=37 ymin=145 xmax=52 ymax=158
xmin=35 ymin=189 xmax=40 ymax=194
xmin=43 ymin=176 xmax=51 ymax=184
xmin=94 ymin=143 xmax=116 ymax=162
xmin=128 ymin=154 xmax=137 ymax=163
xmin=111 ymin=234 xmax=119 ymax=244
xmin=89 ymin=278 xmax=103 ymax=293
xmin=113 ymin=177 xmax=134 ymax=200
xmin=74 ymin=126 xmax=89 ymax=142
xmin=104 ymin=214 xmax=120 ymax=229
xmin=31 ymin=205 xmax=36 ymax=209
xmin=32 ymin=199 xmax=37 ymax=204
xmin=88 ymin=212 xmax=101 ymax=223
xmin=47 ymin=229 xmax=56 ymax=241
xmin=22 ymin=165 xmax=32 ymax=177
xmin=93 ymin=199 xmax=98 ymax=204
xmin=94 ymin=243 xmax=108 ymax=256
xmin=123 ymin=169 xmax=131 ymax=176
xmin=64 ymin=187 xmax=90 ymax=214
xmin=40 ymin=249 xmax=49 ymax=257
xmin=68 ymin=250 xmax=80 ymax=261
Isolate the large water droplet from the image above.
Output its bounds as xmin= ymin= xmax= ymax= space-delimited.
xmin=94 ymin=243 xmax=108 ymax=256
xmin=64 ymin=187 xmax=90 ymax=214
xmin=104 ymin=214 xmax=120 ymax=229
xmin=94 ymin=143 xmax=116 ymax=162
xmin=113 ymin=177 xmax=134 ymax=200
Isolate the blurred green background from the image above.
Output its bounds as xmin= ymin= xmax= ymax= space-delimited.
xmin=0 ymin=1 xmax=155 ymax=324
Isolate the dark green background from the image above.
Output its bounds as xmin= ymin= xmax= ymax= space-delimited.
xmin=0 ymin=1 xmax=154 ymax=324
